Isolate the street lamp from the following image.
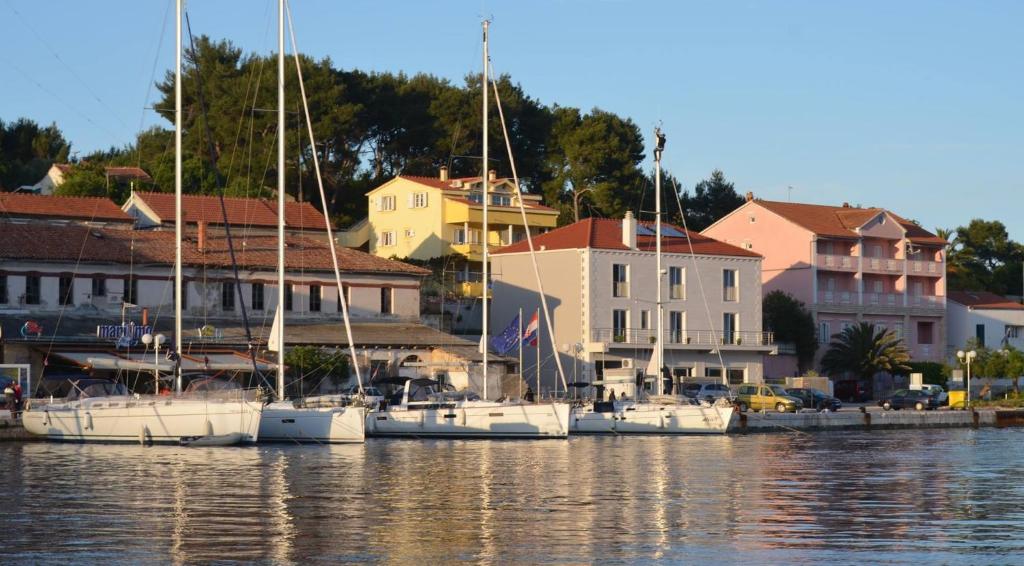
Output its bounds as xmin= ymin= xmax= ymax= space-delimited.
xmin=956 ymin=349 xmax=977 ymax=408
xmin=142 ymin=333 xmax=167 ymax=395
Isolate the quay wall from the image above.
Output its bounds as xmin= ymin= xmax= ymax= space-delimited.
xmin=729 ymin=409 xmax=1023 ymax=433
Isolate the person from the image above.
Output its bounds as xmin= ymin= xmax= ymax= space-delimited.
xmin=12 ymin=380 xmax=23 ymax=417
xmin=524 ymin=386 xmax=535 ymax=403
xmin=158 ymin=384 xmax=172 ymax=396
xmin=608 ymin=390 xmax=616 ymax=402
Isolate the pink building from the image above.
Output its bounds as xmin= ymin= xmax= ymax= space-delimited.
xmin=703 ymin=195 xmax=947 ymax=371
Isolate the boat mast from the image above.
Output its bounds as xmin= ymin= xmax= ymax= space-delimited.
xmin=174 ymin=0 xmax=183 ymax=394
xmin=276 ymin=0 xmax=286 ymax=400
xmin=481 ymin=19 xmax=490 ymax=400
xmin=654 ymin=128 xmax=666 ymax=397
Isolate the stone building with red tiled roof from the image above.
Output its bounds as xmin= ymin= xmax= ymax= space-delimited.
xmin=947 ymin=291 xmax=1024 ymax=354
xmin=703 ymin=194 xmax=948 ymax=391
xmin=488 ymin=212 xmax=774 ymax=394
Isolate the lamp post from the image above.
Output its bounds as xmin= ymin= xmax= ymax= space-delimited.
xmin=956 ymin=349 xmax=977 ymax=409
xmin=142 ymin=333 xmax=167 ymax=395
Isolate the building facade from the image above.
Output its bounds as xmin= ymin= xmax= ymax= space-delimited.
xmin=122 ymin=191 xmax=329 ymax=237
xmin=947 ymin=291 xmax=1024 ymax=355
xmin=490 ymin=213 xmax=773 ymax=395
xmin=703 ymin=196 xmax=948 ymax=369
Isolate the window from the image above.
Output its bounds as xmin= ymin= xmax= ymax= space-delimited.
xmin=612 ymin=309 xmax=627 ymax=342
xmin=819 ymin=320 xmax=831 ymax=344
xmin=25 ymin=276 xmax=41 ymax=305
xmin=893 ymin=321 xmax=904 ymax=341
xmin=251 ymin=283 xmax=264 ymax=311
xmin=669 ymin=267 xmax=684 ymax=299
xmin=59 ymin=276 xmax=73 ymax=306
xmin=612 ymin=264 xmax=629 ymax=298
xmin=0 ymin=275 xmax=7 ymax=304
xmin=181 ymin=281 xmax=188 ymax=310
xmin=706 ymin=367 xmax=723 ymax=379
xmin=337 ymin=285 xmax=350 ymax=312
xmin=1007 ymin=325 xmax=1023 ymax=339
xmin=723 ymin=269 xmax=737 ymax=301
xmin=975 ymin=323 xmax=985 ymax=347
xmin=468 ymin=192 xmax=483 ymax=204
xmin=124 ymin=277 xmax=138 ymax=305
xmin=376 ymin=195 xmax=396 ymax=211
xmin=92 ymin=277 xmax=106 ymax=297
xmin=669 ymin=311 xmax=684 ymax=343
xmin=380 ymin=287 xmax=393 ymax=314
xmin=221 ymin=282 xmax=235 ymax=311
xmin=309 ymin=285 xmax=321 ymax=312
xmin=410 ymin=192 xmax=428 ymax=208
xmin=491 ymin=194 xmax=511 ymax=206
xmin=380 ymin=231 xmax=397 ymax=247
xmin=285 ymin=284 xmax=293 ymax=311
xmin=918 ymin=321 xmax=934 ymax=345
xmin=723 ymin=313 xmax=737 ymax=344
xmin=727 ymin=368 xmax=745 ymax=385
xmin=453 ymin=228 xmax=480 ymax=245
xmin=404 ymin=228 xmax=416 ymax=239
xmin=640 ymin=310 xmax=650 ymax=331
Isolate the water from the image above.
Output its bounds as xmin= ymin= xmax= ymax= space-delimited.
xmin=2 ymin=429 xmax=1023 ymax=564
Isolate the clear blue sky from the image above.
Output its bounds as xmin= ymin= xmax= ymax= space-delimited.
xmin=2 ymin=0 xmax=1021 ymax=240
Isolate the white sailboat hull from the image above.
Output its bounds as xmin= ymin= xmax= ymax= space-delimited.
xmin=22 ymin=396 xmax=263 ymax=444
xmin=258 ymin=402 xmax=366 ymax=443
xmin=571 ymin=402 xmax=734 ymax=434
xmin=367 ymin=402 xmax=570 ymax=438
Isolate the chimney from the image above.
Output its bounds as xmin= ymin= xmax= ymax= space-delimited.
xmin=745 ymin=191 xmax=754 ymax=202
xmin=488 ymin=169 xmax=497 ymax=182
xmin=622 ymin=211 xmax=637 ymax=249
xmin=842 ymin=202 xmax=850 ymax=208
xmin=439 ymin=166 xmax=449 ymax=182
xmin=197 ymin=220 xmax=207 ymax=253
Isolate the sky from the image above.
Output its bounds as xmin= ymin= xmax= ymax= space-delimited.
xmin=1 ymin=0 xmax=1021 ymax=241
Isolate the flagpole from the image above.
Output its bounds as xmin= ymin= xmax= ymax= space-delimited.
xmin=535 ymin=307 xmax=541 ymax=402
xmin=518 ymin=307 xmax=523 ymax=400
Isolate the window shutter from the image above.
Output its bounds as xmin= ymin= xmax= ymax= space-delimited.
xmin=408 ymin=194 xmax=415 ymax=208
xmin=374 ymin=196 xmax=382 ymax=211
xmin=422 ymin=193 xmax=428 ymax=207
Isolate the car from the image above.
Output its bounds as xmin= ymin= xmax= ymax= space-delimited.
xmin=878 ymin=389 xmax=939 ymax=411
xmin=734 ymin=384 xmax=804 ymax=413
xmin=786 ymin=388 xmax=842 ymax=412
xmin=916 ymin=384 xmax=948 ymax=406
xmin=681 ymin=382 xmax=734 ymax=403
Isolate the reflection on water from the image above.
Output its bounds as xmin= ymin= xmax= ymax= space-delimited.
xmin=3 ymin=429 xmax=1024 ymax=564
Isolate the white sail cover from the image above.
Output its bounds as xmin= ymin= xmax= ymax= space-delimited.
xmin=268 ymin=306 xmax=282 ymax=352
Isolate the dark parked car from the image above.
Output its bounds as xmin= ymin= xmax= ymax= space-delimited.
xmin=786 ymin=388 xmax=842 ymax=412
xmin=878 ymin=389 xmax=939 ymax=411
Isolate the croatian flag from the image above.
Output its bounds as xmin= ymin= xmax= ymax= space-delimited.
xmin=522 ymin=311 xmax=539 ymax=346
xmin=489 ymin=314 xmax=521 ymax=355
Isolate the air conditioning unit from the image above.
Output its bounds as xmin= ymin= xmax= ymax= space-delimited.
xmin=621 ymin=358 xmax=634 ymax=369
xmin=108 ymin=293 xmax=124 ymax=304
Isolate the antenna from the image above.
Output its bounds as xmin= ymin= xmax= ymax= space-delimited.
xmin=787 ymin=185 xmax=794 ymax=202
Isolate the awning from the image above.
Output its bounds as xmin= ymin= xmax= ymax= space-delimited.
xmin=50 ymin=351 xmax=277 ymax=373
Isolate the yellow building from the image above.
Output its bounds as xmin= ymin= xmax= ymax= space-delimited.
xmin=348 ymin=168 xmax=559 ymax=296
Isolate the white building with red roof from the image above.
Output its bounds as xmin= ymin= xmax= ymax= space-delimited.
xmin=122 ymin=191 xmax=329 ymax=236
xmin=489 ymin=212 xmax=773 ymax=394
xmin=947 ymin=291 xmax=1024 ymax=353
xmin=21 ymin=163 xmax=153 ymax=195
xmin=0 ymin=192 xmax=133 ymax=226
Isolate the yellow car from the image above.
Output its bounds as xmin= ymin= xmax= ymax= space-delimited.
xmin=734 ymin=384 xmax=804 ymax=413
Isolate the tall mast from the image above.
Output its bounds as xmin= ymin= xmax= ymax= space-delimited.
xmin=276 ymin=0 xmax=286 ymax=400
xmin=481 ymin=20 xmax=490 ymax=400
xmin=654 ymin=128 xmax=666 ymax=397
xmin=173 ymin=0 xmax=183 ymax=394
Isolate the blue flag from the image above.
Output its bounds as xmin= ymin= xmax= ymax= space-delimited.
xmin=489 ymin=314 xmax=521 ymax=355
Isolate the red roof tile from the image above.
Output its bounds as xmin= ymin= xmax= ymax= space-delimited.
xmin=756 ymin=200 xmax=947 ymax=245
xmin=948 ymin=291 xmax=1024 ymax=310
xmin=493 ymin=217 xmax=760 ymax=257
xmin=0 ymin=193 xmax=133 ymax=222
xmin=0 ymin=223 xmax=428 ymax=276
xmin=133 ymin=192 xmax=329 ymax=231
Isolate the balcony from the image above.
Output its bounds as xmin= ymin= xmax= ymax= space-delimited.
xmin=862 ymin=257 xmax=904 ymax=274
xmin=865 ymin=292 xmax=902 ymax=307
xmin=907 ymin=294 xmax=944 ymax=310
xmin=590 ymin=328 xmax=774 ymax=349
xmin=818 ymin=290 xmax=855 ymax=306
xmin=452 ymin=271 xmax=486 ymax=298
xmin=817 ymin=253 xmax=857 ymax=272
xmin=908 ymin=259 xmax=944 ymax=277
xmin=449 ymin=242 xmax=484 ymax=262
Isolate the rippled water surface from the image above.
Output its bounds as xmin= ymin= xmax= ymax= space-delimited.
xmin=3 ymin=429 xmax=1024 ymax=564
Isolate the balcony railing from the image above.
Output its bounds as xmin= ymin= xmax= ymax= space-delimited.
xmin=818 ymin=290 xmax=855 ymax=305
xmin=908 ymin=294 xmax=944 ymax=308
xmin=865 ymin=292 xmax=902 ymax=307
xmin=863 ymin=257 xmax=904 ymax=274
xmin=909 ymin=260 xmax=943 ymax=275
xmin=817 ymin=253 xmax=857 ymax=271
xmin=591 ymin=328 xmax=774 ymax=347
xmin=816 ymin=291 xmax=945 ymax=310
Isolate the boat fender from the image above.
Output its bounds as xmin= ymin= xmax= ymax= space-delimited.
xmin=140 ymin=426 xmax=153 ymax=446
xmin=85 ymin=412 xmax=93 ymax=431
xmin=460 ymin=408 xmax=467 ymax=426
xmin=43 ymin=411 xmax=50 ymax=427
xmin=206 ymin=420 xmax=214 ymax=436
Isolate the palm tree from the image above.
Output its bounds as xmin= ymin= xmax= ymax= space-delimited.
xmin=821 ymin=322 xmax=911 ymax=397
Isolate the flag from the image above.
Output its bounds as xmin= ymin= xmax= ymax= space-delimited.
xmin=522 ymin=311 xmax=539 ymax=346
xmin=489 ymin=314 xmax=521 ymax=355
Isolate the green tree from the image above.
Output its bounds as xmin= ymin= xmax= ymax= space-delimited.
xmin=820 ymin=322 xmax=911 ymax=384
xmin=762 ymin=291 xmax=818 ymax=372
xmin=54 ymin=161 xmax=107 ymax=197
xmin=283 ymin=345 xmax=351 ymax=397
xmin=947 ymin=219 xmax=1023 ymax=296
xmin=0 ymin=117 xmax=71 ymax=189
xmin=680 ymin=170 xmax=744 ymax=231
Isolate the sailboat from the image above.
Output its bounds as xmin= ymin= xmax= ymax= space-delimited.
xmin=22 ymin=0 xmax=263 ymax=445
xmin=365 ymin=21 xmax=569 ymax=439
xmin=568 ymin=129 xmax=735 ymax=434
xmin=256 ymin=0 xmax=366 ymax=444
